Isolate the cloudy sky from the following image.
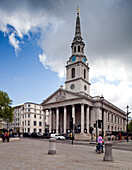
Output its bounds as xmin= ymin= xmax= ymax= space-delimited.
xmin=0 ymin=0 xmax=132 ymax=115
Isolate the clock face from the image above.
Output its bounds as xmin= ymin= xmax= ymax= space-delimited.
xmin=70 ymin=84 xmax=75 ymax=89
xmin=84 ymin=85 xmax=87 ymax=90
xmin=71 ymin=56 xmax=76 ymax=62
xmin=83 ymin=57 xmax=86 ymax=63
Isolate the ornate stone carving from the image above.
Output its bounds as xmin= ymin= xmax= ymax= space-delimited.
xmin=55 ymin=91 xmax=66 ymax=101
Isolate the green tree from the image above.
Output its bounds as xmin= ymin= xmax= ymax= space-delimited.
xmin=0 ymin=90 xmax=14 ymax=126
xmin=128 ymin=120 xmax=132 ymax=132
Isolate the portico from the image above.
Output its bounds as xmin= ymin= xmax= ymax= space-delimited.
xmin=42 ymin=88 xmax=91 ymax=135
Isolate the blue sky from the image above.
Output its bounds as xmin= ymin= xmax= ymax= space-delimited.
xmin=0 ymin=0 xmax=132 ymax=116
xmin=0 ymin=31 xmax=63 ymax=105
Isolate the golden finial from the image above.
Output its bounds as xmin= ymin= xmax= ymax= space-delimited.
xmin=77 ymin=6 xmax=80 ymax=15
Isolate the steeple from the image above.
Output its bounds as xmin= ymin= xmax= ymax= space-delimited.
xmin=65 ymin=8 xmax=90 ymax=95
xmin=71 ymin=7 xmax=85 ymax=56
xmin=75 ymin=8 xmax=81 ymax=38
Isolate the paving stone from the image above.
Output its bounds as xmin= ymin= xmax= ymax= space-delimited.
xmin=0 ymin=138 xmax=131 ymax=170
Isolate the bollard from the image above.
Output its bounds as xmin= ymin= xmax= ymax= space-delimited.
xmin=103 ymin=142 xmax=114 ymax=161
xmin=48 ymin=138 xmax=56 ymax=155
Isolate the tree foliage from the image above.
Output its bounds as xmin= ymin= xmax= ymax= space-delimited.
xmin=128 ymin=120 xmax=132 ymax=132
xmin=0 ymin=90 xmax=14 ymax=123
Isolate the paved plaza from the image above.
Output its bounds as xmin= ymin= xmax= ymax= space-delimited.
xmin=0 ymin=138 xmax=132 ymax=170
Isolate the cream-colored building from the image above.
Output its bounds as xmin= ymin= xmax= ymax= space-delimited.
xmin=41 ymin=10 xmax=126 ymax=139
xmin=13 ymin=102 xmax=44 ymax=134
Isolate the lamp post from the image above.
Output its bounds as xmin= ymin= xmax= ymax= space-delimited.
xmin=126 ymin=105 xmax=129 ymax=142
xmin=100 ymin=95 xmax=104 ymax=138
xmin=100 ymin=95 xmax=104 ymax=153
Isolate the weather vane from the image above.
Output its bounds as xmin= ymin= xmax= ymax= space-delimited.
xmin=77 ymin=6 xmax=80 ymax=14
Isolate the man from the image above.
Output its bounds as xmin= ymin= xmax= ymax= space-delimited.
xmin=1 ymin=132 xmax=5 ymax=142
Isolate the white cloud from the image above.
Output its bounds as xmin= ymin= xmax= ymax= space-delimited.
xmin=0 ymin=0 xmax=132 ymax=113
xmin=9 ymin=33 xmax=20 ymax=53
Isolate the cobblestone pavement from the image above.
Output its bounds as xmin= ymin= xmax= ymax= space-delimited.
xmin=0 ymin=138 xmax=132 ymax=170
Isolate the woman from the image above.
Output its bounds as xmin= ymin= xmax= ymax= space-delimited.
xmin=98 ymin=134 xmax=103 ymax=153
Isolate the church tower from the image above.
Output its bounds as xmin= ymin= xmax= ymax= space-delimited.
xmin=65 ymin=9 xmax=90 ymax=95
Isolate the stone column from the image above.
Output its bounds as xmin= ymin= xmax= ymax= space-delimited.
xmin=103 ymin=110 xmax=107 ymax=136
xmin=81 ymin=104 xmax=84 ymax=133
xmin=56 ymin=108 xmax=59 ymax=134
xmin=103 ymin=142 xmax=114 ymax=161
xmin=43 ymin=110 xmax=46 ymax=133
xmin=86 ymin=105 xmax=89 ymax=134
xmin=49 ymin=109 xmax=52 ymax=133
xmin=64 ymin=106 xmax=67 ymax=134
xmin=72 ymin=105 xmax=75 ymax=125
xmin=48 ymin=138 xmax=56 ymax=155
xmin=122 ymin=118 xmax=123 ymax=131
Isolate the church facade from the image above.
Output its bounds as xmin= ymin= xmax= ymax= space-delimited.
xmin=41 ymin=10 xmax=126 ymax=138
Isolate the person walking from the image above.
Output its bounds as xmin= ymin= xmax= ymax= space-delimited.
xmin=1 ymin=132 xmax=5 ymax=142
xmin=4 ymin=132 xmax=10 ymax=142
xmin=98 ymin=134 xmax=103 ymax=153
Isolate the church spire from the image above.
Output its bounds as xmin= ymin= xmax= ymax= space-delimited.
xmin=75 ymin=7 xmax=81 ymax=38
xmin=71 ymin=8 xmax=85 ymax=56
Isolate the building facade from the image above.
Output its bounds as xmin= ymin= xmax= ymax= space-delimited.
xmin=13 ymin=102 xmax=44 ymax=134
xmin=41 ymin=10 xmax=126 ymax=139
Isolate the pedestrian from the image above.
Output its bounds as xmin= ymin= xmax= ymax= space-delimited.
xmin=97 ymin=134 xmax=103 ymax=153
xmin=18 ymin=131 xmax=21 ymax=138
xmin=4 ymin=132 xmax=10 ymax=142
xmin=108 ymin=134 xmax=111 ymax=141
xmin=1 ymin=132 xmax=5 ymax=142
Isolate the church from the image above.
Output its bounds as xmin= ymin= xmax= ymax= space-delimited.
xmin=41 ymin=9 xmax=126 ymax=139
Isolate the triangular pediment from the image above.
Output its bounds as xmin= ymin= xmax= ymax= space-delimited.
xmin=41 ymin=88 xmax=82 ymax=105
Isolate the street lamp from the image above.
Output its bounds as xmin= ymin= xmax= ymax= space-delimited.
xmin=100 ymin=95 xmax=104 ymax=138
xmin=126 ymin=105 xmax=130 ymax=142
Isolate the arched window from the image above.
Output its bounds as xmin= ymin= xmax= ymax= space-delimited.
xmin=71 ymin=68 xmax=75 ymax=78
xmin=78 ymin=46 xmax=80 ymax=52
xmin=74 ymin=46 xmax=76 ymax=52
xmin=84 ymin=69 xmax=86 ymax=79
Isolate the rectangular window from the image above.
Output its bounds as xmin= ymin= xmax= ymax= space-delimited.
xmin=34 ymin=114 xmax=36 ymax=118
xmin=34 ymin=121 xmax=37 ymax=126
xmin=40 ymin=115 xmax=41 ymax=119
xmin=28 ymin=120 xmax=30 ymax=126
xmin=34 ymin=128 xmax=36 ymax=133
xmin=40 ymin=111 xmax=41 ymax=113
xmin=39 ymin=122 xmax=42 ymax=126
xmin=25 ymin=114 xmax=26 ymax=118
xmin=22 ymin=121 xmax=24 ymax=126
xmin=25 ymin=121 xmax=26 ymax=126
xmin=28 ymin=109 xmax=30 ymax=112
xmin=18 ymin=113 xmax=19 ymax=116
xmin=115 ymin=116 xmax=116 ymax=123
xmin=18 ymin=123 xmax=19 ymax=126
xmin=34 ymin=110 xmax=36 ymax=112
xmin=108 ymin=113 xmax=110 ymax=121
xmin=28 ymin=114 xmax=30 ymax=118
xmin=111 ymin=114 xmax=113 ymax=122
xmin=28 ymin=104 xmax=30 ymax=107
xmin=28 ymin=128 xmax=30 ymax=132
xmin=18 ymin=118 xmax=19 ymax=121
xmin=23 ymin=115 xmax=24 ymax=119
xmin=39 ymin=129 xmax=41 ymax=133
